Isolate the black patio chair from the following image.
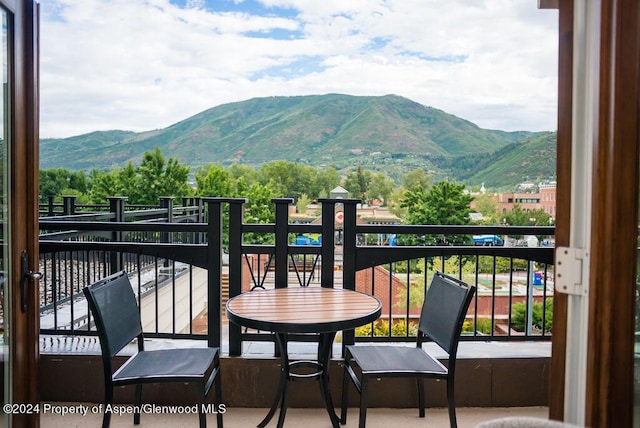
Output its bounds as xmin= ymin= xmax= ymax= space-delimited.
xmin=83 ymin=270 xmax=223 ymax=428
xmin=340 ymin=271 xmax=476 ymax=428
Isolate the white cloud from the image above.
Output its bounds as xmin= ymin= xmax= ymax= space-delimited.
xmin=38 ymin=0 xmax=558 ymax=138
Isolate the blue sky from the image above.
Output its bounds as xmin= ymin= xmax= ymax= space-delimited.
xmin=38 ymin=0 xmax=558 ymax=138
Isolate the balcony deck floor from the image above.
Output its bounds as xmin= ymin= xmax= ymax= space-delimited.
xmin=40 ymin=404 xmax=549 ymax=427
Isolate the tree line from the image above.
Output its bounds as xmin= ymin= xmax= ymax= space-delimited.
xmin=39 ymin=146 xmax=553 ymax=230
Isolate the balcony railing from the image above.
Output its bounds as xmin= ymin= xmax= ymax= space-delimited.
xmin=38 ymin=196 xmax=555 ymax=356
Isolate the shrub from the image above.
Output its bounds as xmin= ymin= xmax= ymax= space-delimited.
xmin=355 ymin=319 xmax=418 ymax=337
xmin=511 ymin=298 xmax=553 ymax=333
xmin=355 ymin=323 xmax=373 ymax=337
xmin=462 ymin=317 xmax=493 ymax=335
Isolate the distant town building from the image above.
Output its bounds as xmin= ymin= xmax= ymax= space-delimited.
xmin=289 ymin=202 xmax=400 ymax=225
xmin=539 ymin=182 xmax=557 ymax=218
xmin=496 ymin=182 xmax=557 ymax=219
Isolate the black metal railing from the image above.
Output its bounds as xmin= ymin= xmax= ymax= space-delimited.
xmin=38 ymin=196 xmax=555 ymax=356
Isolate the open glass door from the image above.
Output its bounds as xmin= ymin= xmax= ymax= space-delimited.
xmin=635 ymin=108 xmax=640 ymax=425
xmin=0 ymin=6 xmax=9 ymax=426
xmin=636 ymin=214 xmax=640 ymax=424
xmin=0 ymin=1 xmax=40 ymax=427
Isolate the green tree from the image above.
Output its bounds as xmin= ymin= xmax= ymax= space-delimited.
xmin=473 ymin=193 xmax=501 ymax=224
xmin=87 ymin=148 xmax=190 ymax=205
xmin=504 ymin=205 xmax=553 ymax=241
xmin=503 ymin=204 xmax=530 ymax=227
xmin=134 ymin=147 xmax=190 ymax=204
xmin=387 ymin=187 xmax=409 ymax=218
xmin=343 ymin=165 xmax=371 ymax=202
xmin=39 ymin=168 xmax=88 ymax=202
xmin=368 ymin=172 xmax=395 ymax=205
xmin=195 ymin=164 xmax=233 ymax=197
xmin=314 ymin=166 xmax=340 ymax=198
xmin=118 ymin=163 xmax=138 ymax=200
xmin=228 ymin=163 xmax=258 ymax=187
xmin=258 ymin=160 xmax=323 ymax=200
xmin=422 ymin=182 xmax=473 ymax=227
xmin=56 ymin=188 xmax=91 ymax=204
xmin=234 ymin=176 xmax=249 ymax=197
xmin=400 ymin=186 xmax=429 ymax=224
xmin=402 ymin=168 xmax=432 ymax=191
xmin=400 ymin=181 xmax=473 ymax=245
xmin=88 ymin=169 xmax=121 ymax=203
xmin=238 ymin=181 xmax=277 ymax=244
xmin=258 ymin=160 xmax=295 ymax=198
xmin=527 ymin=208 xmax=553 ymax=226
xmin=296 ymin=193 xmax=312 ymax=214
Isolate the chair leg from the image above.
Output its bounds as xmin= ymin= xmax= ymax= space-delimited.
xmin=447 ymin=376 xmax=457 ymax=428
xmin=134 ymin=384 xmax=142 ymax=425
xmin=198 ymin=380 xmax=207 ymax=428
xmin=276 ymin=374 xmax=290 ymax=428
xmin=102 ymin=405 xmax=111 ymax=428
xmin=417 ymin=378 xmax=425 ymax=418
xmin=103 ymin=384 xmax=113 ymax=428
xmin=340 ymin=360 xmax=350 ymax=424
xmin=358 ymin=376 xmax=369 ymax=428
xmin=215 ymin=369 xmax=223 ymax=428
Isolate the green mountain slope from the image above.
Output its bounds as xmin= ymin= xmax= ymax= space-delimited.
xmin=446 ymin=132 xmax=557 ymax=188
xmin=41 ymin=94 xmax=527 ymax=167
xmin=39 ymin=94 xmax=556 ymax=188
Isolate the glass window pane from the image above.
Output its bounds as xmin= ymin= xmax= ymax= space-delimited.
xmin=0 ymin=6 xmax=9 ymax=420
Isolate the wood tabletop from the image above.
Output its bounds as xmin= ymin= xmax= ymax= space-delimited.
xmin=226 ymin=287 xmax=382 ymax=334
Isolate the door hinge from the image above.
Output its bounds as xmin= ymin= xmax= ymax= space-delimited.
xmin=555 ymin=246 xmax=589 ymax=295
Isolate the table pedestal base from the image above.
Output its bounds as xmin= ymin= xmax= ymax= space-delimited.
xmin=257 ymin=332 xmax=340 ymax=428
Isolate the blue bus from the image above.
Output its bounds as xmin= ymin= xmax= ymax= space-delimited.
xmin=472 ymin=235 xmax=504 ymax=246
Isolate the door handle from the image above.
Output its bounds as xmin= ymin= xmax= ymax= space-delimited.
xmin=21 ymin=250 xmax=42 ymax=313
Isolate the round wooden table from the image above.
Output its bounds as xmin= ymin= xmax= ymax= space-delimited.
xmin=226 ymin=287 xmax=382 ymax=428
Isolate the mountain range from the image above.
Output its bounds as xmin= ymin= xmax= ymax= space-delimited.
xmin=40 ymin=94 xmax=556 ymax=189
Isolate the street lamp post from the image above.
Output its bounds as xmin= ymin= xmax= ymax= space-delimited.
xmin=526 ymin=235 xmax=539 ymax=335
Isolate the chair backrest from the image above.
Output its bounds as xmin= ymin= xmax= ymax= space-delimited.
xmin=83 ymin=270 xmax=143 ymax=359
xmin=418 ymin=271 xmax=476 ymax=356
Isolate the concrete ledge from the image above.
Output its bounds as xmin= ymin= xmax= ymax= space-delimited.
xmin=40 ymin=335 xmax=551 ymax=359
xmin=39 ymin=338 xmax=550 ymax=408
